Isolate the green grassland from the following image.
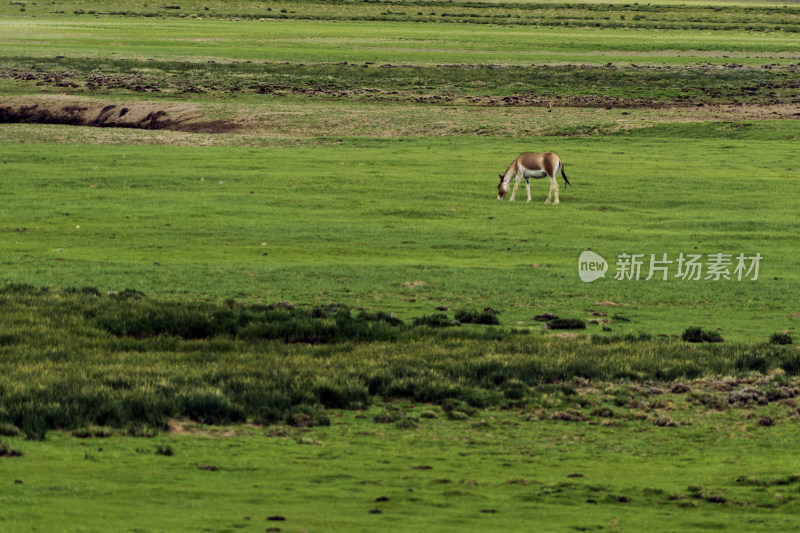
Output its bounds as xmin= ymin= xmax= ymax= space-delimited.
xmin=2 ymin=128 xmax=798 ymax=341
xmin=2 ymin=0 xmax=800 ymax=531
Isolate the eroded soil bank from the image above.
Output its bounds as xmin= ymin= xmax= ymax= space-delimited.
xmin=0 ymin=102 xmax=240 ymax=133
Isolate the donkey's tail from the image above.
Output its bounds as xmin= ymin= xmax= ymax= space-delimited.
xmin=560 ymin=164 xmax=572 ymax=188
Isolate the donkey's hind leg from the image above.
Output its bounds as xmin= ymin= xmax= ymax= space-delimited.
xmin=525 ymin=178 xmax=532 ymax=203
xmin=545 ymin=175 xmax=559 ymax=204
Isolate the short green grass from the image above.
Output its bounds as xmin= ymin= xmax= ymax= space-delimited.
xmin=2 ymin=126 xmax=798 ymax=341
xmin=3 ymin=401 xmax=800 ymax=532
xmin=2 ymin=8 xmax=799 ymax=66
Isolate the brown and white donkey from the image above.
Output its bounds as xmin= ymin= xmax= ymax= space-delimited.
xmin=497 ymin=152 xmax=571 ymax=204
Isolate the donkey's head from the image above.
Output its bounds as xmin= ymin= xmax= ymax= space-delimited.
xmin=497 ymin=174 xmax=508 ymax=201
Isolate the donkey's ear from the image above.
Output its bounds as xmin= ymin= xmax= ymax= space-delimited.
xmin=498 ymin=174 xmax=503 ymax=180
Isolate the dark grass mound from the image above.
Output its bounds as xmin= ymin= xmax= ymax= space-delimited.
xmin=0 ymin=442 xmax=23 ymax=457
xmin=454 ymin=309 xmax=500 ymax=325
xmin=682 ymin=327 xmax=724 ymax=343
xmin=413 ymin=313 xmax=457 ymax=328
xmin=770 ymin=332 xmax=793 ymax=345
xmin=548 ymin=318 xmax=587 ymax=330
xmin=95 ymin=299 xmax=405 ymax=344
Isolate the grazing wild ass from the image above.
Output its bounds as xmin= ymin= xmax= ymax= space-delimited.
xmin=497 ymin=152 xmax=571 ymax=204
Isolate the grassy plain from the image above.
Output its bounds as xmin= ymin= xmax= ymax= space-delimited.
xmin=2 ymin=127 xmax=798 ymax=341
xmin=1 ymin=0 xmax=800 ymax=531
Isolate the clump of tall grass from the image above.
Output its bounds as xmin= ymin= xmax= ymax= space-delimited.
xmin=357 ymin=310 xmax=403 ymax=326
xmin=155 ymin=444 xmax=174 ymax=456
xmin=413 ymin=313 xmax=457 ymax=328
xmin=454 ymin=309 xmax=500 ymax=325
xmin=64 ymin=286 xmax=102 ymax=297
xmin=770 ymin=332 xmax=793 ymax=345
xmin=21 ymin=416 xmax=48 ymax=441
xmin=179 ymin=391 xmax=246 ymax=425
xmin=548 ymin=318 xmax=586 ymax=330
xmin=0 ymin=442 xmax=23 ymax=458
xmin=0 ymin=423 xmax=20 ymax=437
xmin=285 ymin=404 xmax=331 ymax=428
xmin=682 ymin=327 xmax=724 ymax=343
xmin=593 ymin=333 xmax=652 ymax=344
xmin=95 ymin=298 xmax=407 ymax=343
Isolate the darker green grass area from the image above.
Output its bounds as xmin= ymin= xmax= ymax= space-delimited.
xmin=96 ymin=297 xmax=406 ymax=344
xmin=615 ymin=120 xmax=800 ymax=140
xmin=2 ymin=284 xmax=799 ymax=434
xmin=2 ymin=56 xmax=798 ymax=106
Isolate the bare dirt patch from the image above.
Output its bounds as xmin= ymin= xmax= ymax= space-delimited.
xmin=551 ymin=332 xmax=582 ymax=340
xmin=596 ymin=301 xmax=619 ymax=307
xmin=0 ymin=102 xmax=241 ymax=133
xmin=167 ymin=418 xmax=238 ymax=437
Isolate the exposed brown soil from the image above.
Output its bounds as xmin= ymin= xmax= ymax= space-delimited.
xmin=167 ymin=418 xmax=238 ymax=437
xmin=0 ymin=102 xmax=240 ymax=133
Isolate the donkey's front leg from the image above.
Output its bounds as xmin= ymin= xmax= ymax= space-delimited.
xmin=509 ymin=174 xmax=521 ymax=201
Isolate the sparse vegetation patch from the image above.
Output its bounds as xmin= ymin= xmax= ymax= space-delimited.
xmin=2 ymin=286 xmax=800 ymax=434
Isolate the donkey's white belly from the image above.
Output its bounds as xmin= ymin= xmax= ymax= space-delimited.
xmin=522 ymin=168 xmax=548 ymax=179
